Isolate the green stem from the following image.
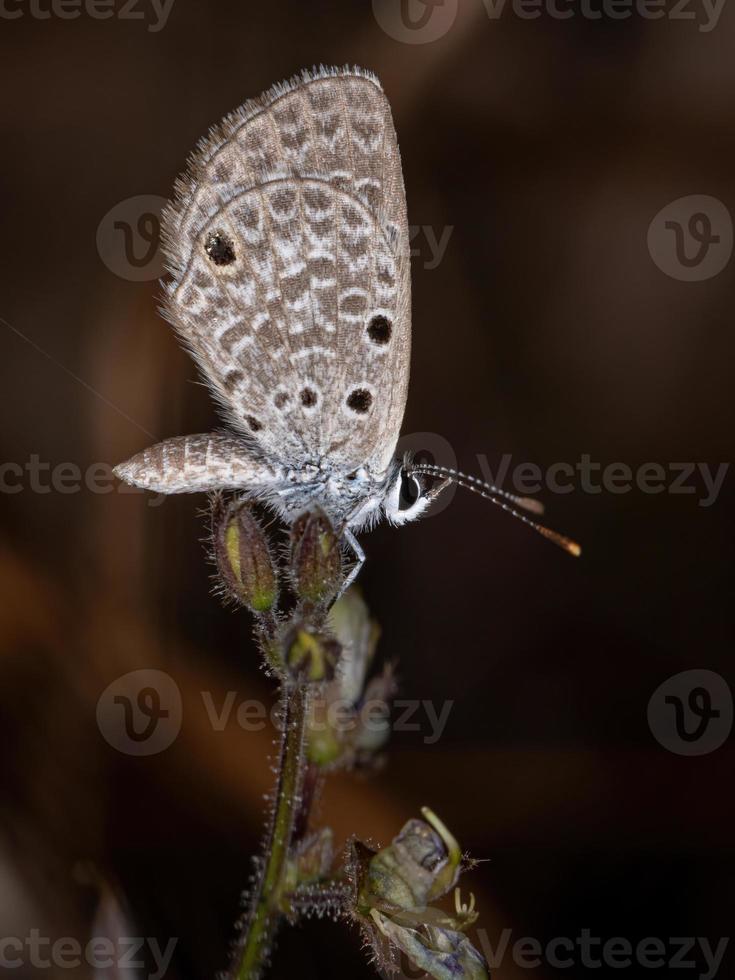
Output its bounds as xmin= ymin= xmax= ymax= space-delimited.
xmin=235 ymin=684 xmax=310 ymax=980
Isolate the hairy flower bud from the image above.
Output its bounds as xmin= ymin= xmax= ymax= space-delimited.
xmin=359 ymin=808 xmax=461 ymax=913
xmin=212 ymin=496 xmax=278 ymax=613
xmin=290 ymin=509 xmax=343 ymax=605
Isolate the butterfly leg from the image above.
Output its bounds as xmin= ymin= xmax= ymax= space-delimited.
xmin=338 ymin=529 xmax=365 ymax=598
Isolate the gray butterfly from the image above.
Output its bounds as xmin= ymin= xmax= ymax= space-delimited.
xmin=115 ymin=66 xmax=579 ymax=583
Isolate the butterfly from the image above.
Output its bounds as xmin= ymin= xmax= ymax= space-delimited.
xmin=114 ymin=66 xmax=579 ymax=587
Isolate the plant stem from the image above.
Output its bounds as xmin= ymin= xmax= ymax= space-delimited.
xmin=235 ymin=683 xmax=310 ymax=980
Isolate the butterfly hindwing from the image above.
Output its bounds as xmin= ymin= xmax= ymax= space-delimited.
xmin=161 ymin=66 xmax=411 ymax=476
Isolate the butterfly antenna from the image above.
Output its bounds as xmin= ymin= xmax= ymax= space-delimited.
xmin=410 ymin=462 xmax=581 ymax=558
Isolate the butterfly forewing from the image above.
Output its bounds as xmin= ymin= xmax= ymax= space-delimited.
xmin=161 ymin=67 xmax=411 ymax=475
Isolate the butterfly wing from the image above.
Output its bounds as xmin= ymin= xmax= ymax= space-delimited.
xmin=161 ymin=66 xmax=410 ymax=476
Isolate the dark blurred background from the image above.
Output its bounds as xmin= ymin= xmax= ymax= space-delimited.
xmin=1 ymin=1 xmax=733 ymax=978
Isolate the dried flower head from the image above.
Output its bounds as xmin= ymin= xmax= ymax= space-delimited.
xmin=347 ymin=809 xmax=488 ymax=980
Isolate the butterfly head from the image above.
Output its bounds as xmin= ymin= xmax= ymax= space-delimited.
xmin=341 ymin=457 xmax=431 ymax=531
xmin=382 ymin=460 xmax=432 ymax=526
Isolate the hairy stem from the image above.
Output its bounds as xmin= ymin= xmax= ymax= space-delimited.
xmin=235 ymin=684 xmax=311 ymax=980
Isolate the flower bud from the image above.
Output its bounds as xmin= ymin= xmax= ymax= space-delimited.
xmin=212 ymin=496 xmax=278 ymax=613
xmin=356 ymin=809 xmax=462 ymax=914
xmin=290 ymin=509 xmax=342 ymax=605
xmin=329 ymin=589 xmax=381 ymax=704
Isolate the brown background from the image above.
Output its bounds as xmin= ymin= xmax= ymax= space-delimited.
xmin=1 ymin=1 xmax=733 ymax=977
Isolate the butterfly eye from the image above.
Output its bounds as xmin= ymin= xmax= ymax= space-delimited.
xmin=398 ymin=470 xmax=421 ymax=511
xmin=205 ymin=232 xmax=236 ymax=266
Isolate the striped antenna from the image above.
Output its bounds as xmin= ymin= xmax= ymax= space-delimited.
xmin=409 ymin=462 xmax=581 ymax=558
